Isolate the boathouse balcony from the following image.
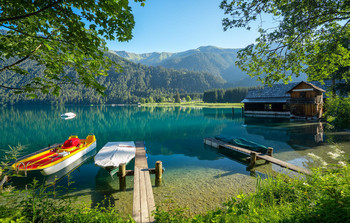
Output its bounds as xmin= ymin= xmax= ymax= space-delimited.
xmin=287 ymin=97 xmax=322 ymax=104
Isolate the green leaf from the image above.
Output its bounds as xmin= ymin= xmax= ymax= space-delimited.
xmin=27 ymin=94 xmax=38 ymax=99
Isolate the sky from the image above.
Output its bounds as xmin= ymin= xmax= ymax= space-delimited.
xmin=106 ymin=0 xmax=263 ymax=54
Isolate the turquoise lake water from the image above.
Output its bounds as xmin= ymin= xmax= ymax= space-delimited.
xmin=1 ymin=105 xmax=350 ymax=216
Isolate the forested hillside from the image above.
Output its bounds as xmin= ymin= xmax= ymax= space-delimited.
xmin=115 ymin=46 xmax=309 ymax=87
xmin=0 ymin=52 xmax=226 ymax=105
xmin=114 ymin=46 xmax=261 ymax=86
xmin=203 ymin=87 xmax=262 ymax=103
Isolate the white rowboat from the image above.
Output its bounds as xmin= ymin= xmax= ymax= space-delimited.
xmin=94 ymin=141 xmax=136 ymax=176
xmin=61 ymin=112 xmax=76 ymax=120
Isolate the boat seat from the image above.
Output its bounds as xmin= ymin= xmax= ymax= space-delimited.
xmin=62 ymin=138 xmax=81 ymax=149
xmin=86 ymin=134 xmax=96 ymax=144
xmin=58 ymin=151 xmax=70 ymax=157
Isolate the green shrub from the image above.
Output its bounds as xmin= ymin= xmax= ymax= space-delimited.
xmin=324 ymin=94 xmax=350 ymax=129
xmin=0 ymin=178 xmax=132 ymax=223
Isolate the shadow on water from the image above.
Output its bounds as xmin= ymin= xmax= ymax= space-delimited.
xmin=91 ymin=168 xmax=117 ymax=208
xmin=91 ymin=159 xmax=135 ymax=208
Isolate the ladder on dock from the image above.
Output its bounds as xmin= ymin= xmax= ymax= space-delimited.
xmin=132 ymin=141 xmax=155 ymax=223
xmin=204 ymin=138 xmax=311 ymax=175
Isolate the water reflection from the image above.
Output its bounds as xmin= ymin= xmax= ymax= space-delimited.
xmin=0 ymin=106 xmax=228 ymax=158
xmin=244 ymin=118 xmax=325 ymax=149
xmin=1 ymin=106 xmax=347 ymax=170
xmin=2 ymin=106 xmax=349 ymax=168
xmin=10 ymin=149 xmax=96 ymax=189
xmin=1 ymin=105 xmax=350 ymax=216
xmin=45 ymin=149 xmax=97 ymax=185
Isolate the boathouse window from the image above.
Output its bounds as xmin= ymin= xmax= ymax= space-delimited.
xmin=264 ymin=104 xmax=272 ymax=110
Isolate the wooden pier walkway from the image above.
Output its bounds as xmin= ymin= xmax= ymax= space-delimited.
xmin=132 ymin=141 xmax=155 ymax=223
xmin=204 ymin=138 xmax=311 ymax=175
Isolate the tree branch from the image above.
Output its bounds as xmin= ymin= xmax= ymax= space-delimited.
xmin=0 ymin=44 xmax=43 ymax=73
xmin=0 ymin=25 xmax=69 ymax=44
xmin=0 ymin=84 xmax=22 ymax=90
xmin=296 ymin=15 xmax=350 ymax=29
xmin=0 ymin=78 xmax=75 ymax=91
xmin=267 ymin=31 xmax=305 ymax=55
xmin=0 ymin=0 xmax=64 ymax=23
xmin=266 ymin=16 xmax=350 ymax=55
xmin=340 ymin=19 xmax=350 ymax=33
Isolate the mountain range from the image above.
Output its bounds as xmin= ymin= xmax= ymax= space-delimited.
xmin=1 ymin=44 xmax=307 ymax=105
xmin=0 ymin=51 xmax=227 ymax=105
xmin=113 ymin=46 xmax=261 ymax=87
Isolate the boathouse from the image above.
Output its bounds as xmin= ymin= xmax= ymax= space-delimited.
xmin=242 ymin=81 xmax=329 ymax=120
xmin=287 ymin=81 xmax=325 ymax=119
xmin=242 ymin=82 xmax=297 ymax=118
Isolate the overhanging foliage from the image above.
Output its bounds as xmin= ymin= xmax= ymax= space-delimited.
xmin=220 ymin=0 xmax=350 ymax=85
xmin=0 ymin=0 xmax=145 ymax=96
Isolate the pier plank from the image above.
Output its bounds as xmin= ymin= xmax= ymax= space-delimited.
xmin=140 ymin=169 xmax=149 ymax=221
xmin=132 ymin=141 xmax=155 ymax=223
xmin=133 ymin=168 xmax=141 ymax=223
xmin=144 ymin=169 xmax=155 ymax=218
xmin=204 ymin=138 xmax=311 ymax=175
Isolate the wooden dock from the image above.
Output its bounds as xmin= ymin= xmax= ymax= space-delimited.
xmin=204 ymin=138 xmax=311 ymax=175
xmin=132 ymin=141 xmax=155 ymax=223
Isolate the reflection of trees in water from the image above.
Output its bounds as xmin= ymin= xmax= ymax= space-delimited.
xmin=0 ymin=106 xmax=232 ymax=160
xmin=239 ymin=118 xmax=350 ymax=169
xmin=244 ymin=118 xmax=325 ymax=150
xmin=149 ymin=137 xmax=225 ymax=160
xmin=203 ymin=108 xmax=235 ymax=120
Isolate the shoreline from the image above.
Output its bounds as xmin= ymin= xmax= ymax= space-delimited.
xmin=140 ymin=102 xmax=243 ymax=108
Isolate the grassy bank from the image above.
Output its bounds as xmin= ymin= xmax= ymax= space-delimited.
xmin=141 ymin=101 xmax=243 ymax=108
xmin=1 ymin=163 xmax=349 ymax=222
xmin=155 ymin=164 xmax=350 ymax=222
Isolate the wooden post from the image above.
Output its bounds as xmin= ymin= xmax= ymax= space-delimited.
xmin=241 ymin=106 xmax=244 ymax=117
xmin=248 ymin=152 xmax=257 ymax=169
xmin=232 ymin=108 xmax=235 ymax=116
xmin=155 ymin=161 xmax=162 ymax=187
xmin=267 ymin=147 xmax=273 ymax=156
xmin=265 ymin=147 xmax=273 ymax=164
xmin=119 ymin=163 xmax=126 ymax=191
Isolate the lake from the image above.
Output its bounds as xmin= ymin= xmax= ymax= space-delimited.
xmin=1 ymin=105 xmax=349 ymax=216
